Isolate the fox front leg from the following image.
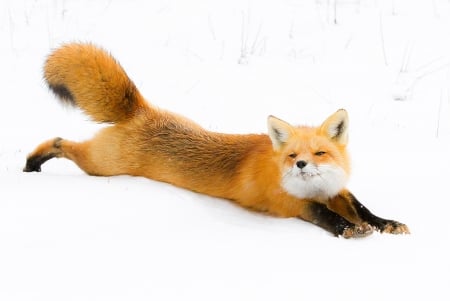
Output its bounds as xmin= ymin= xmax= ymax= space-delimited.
xmin=328 ymin=190 xmax=410 ymax=235
xmin=300 ymin=201 xmax=374 ymax=238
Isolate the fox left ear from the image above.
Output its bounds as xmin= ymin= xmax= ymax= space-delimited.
xmin=267 ymin=115 xmax=294 ymax=150
xmin=319 ymin=109 xmax=349 ymax=145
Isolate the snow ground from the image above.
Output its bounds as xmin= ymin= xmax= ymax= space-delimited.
xmin=1 ymin=0 xmax=450 ymax=300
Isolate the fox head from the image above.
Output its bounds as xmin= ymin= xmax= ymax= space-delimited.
xmin=267 ymin=109 xmax=350 ymax=200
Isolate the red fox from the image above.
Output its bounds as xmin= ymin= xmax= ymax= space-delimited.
xmin=24 ymin=43 xmax=409 ymax=238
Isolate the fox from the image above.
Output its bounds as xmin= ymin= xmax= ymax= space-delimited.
xmin=24 ymin=43 xmax=409 ymax=238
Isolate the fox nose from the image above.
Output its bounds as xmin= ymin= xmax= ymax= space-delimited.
xmin=296 ymin=160 xmax=307 ymax=169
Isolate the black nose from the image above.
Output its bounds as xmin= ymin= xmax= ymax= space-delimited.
xmin=296 ymin=160 xmax=307 ymax=169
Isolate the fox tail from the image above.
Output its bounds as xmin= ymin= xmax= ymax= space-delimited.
xmin=44 ymin=42 xmax=146 ymax=123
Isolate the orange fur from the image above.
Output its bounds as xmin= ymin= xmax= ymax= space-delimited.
xmin=24 ymin=43 xmax=409 ymax=238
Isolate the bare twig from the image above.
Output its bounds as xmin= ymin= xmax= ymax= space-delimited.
xmin=379 ymin=13 xmax=388 ymax=66
xmin=416 ymin=61 xmax=450 ymax=81
xmin=391 ymin=0 xmax=397 ymax=15
xmin=334 ymin=0 xmax=338 ymax=24
xmin=415 ymin=56 xmax=447 ymax=74
xmin=208 ymin=14 xmax=216 ymax=41
xmin=238 ymin=9 xmax=265 ymax=64
xmin=400 ymin=41 xmax=413 ymax=73
xmin=289 ymin=17 xmax=295 ymax=40
xmin=395 ymin=59 xmax=450 ymax=101
xmin=8 ymin=5 xmax=14 ymax=51
xmin=447 ymin=65 xmax=450 ymax=105
xmin=239 ymin=10 xmax=248 ymax=64
xmin=251 ymin=21 xmax=263 ymax=55
xmin=436 ymin=89 xmax=443 ymax=138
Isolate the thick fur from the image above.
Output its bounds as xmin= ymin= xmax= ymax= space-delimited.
xmin=44 ymin=43 xmax=146 ymax=123
xmin=24 ymin=43 xmax=409 ymax=238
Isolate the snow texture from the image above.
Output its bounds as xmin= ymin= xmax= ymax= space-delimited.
xmin=1 ymin=0 xmax=450 ymax=300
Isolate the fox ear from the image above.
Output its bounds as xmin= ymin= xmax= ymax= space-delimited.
xmin=267 ymin=115 xmax=294 ymax=150
xmin=319 ymin=109 xmax=349 ymax=145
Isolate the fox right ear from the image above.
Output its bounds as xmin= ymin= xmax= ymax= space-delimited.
xmin=319 ymin=109 xmax=349 ymax=145
xmin=267 ymin=115 xmax=294 ymax=150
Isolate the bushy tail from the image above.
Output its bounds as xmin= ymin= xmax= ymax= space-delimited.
xmin=44 ymin=42 xmax=146 ymax=123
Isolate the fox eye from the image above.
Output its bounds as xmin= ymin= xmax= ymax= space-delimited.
xmin=288 ymin=153 xmax=297 ymax=159
xmin=315 ymin=151 xmax=326 ymax=156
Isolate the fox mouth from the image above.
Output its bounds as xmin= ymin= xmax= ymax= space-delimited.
xmin=298 ymin=170 xmax=318 ymax=179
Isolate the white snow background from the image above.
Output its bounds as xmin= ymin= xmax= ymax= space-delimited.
xmin=1 ymin=0 xmax=450 ymax=300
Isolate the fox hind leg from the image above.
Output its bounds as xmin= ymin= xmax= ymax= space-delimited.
xmin=23 ymin=137 xmax=94 ymax=174
xmin=23 ymin=137 xmax=64 ymax=172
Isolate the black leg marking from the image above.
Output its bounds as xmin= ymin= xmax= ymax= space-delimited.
xmin=348 ymin=193 xmax=410 ymax=234
xmin=307 ymin=202 xmax=372 ymax=238
xmin=23 ymin=153 xmax=55 ymax=172
xmin=23 ymin=138 xmax=63 ymax=173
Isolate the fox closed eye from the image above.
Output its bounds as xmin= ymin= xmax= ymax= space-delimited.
xmin=315 ymin=151 xmax=326 ymax=156
xmin=288 ymin=153 xmax=297 ymax=159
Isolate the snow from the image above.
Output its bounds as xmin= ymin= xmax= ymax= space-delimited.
xmin=1 ymin=0 xmax=450 ymax=300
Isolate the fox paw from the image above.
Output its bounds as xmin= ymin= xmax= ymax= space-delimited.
xmin=23 ymin=155 xmax=46 ymax=172
xmin=341 ymin=222 xmax=374 ymax=239
xmin=380 ymin=221 xmax=410 ymax=235
xmin=23 ymin=138 xmax=62 ymax=173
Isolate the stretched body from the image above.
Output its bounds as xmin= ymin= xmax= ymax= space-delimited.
xmin=24 ymin=43 xmax=409 ymax=238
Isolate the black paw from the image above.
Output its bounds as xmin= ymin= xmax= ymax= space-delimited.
xmin=23 ymin=154 xmax=52 ymax=172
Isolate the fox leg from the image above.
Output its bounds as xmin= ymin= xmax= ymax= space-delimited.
xmin=328 ymin=190 xmax=410 ymax=234
xmin=23 ymin=137 xmax=96 ymax=175
xmin=298 ymin=201 xmax=374 ymax=238
xmin=24 ymin=137 xmax=64 ymax=172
